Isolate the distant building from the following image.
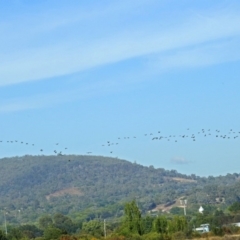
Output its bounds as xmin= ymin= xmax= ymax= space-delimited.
xmin=194 ymin=224 xmax=210 ymax=233
xmin=231 ymin=222 xmax=240 ymax=227
xmin=199 ymin=206 xmax=204 ymax=214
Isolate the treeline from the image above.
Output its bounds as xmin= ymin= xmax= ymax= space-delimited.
xmin=0 ymin=155 xmax=240 ymax=224
xmin=2 ymin=200 xmax=240 ymax=240
xmin=0 ymin=155 xmax=197 ymax=224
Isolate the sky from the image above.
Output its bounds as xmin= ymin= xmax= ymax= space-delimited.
xmin=1 ymin=0 xmax=240 ymax=176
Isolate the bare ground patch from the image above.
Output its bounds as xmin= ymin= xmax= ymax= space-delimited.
xmin=150 ymin=197 xmax=187 ymax=213
xmin=164 ymin=177 xmax=197 ymax=183
xmin=46 ymin=187 xmax=83 ymax=200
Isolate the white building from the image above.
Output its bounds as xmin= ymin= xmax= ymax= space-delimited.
xmin=194 ymin=224 xmax=210 ymax=233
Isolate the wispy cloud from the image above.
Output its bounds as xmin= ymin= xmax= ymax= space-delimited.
xmin=171 ymin=156 xmax=190 ymax=165
xmin=149 ymin=38 xmax=240 ymax=71
xmin=0 ymin=69 xmax=145 ymax=113
xmin=0 ymin=3 xmax=240 ymax=86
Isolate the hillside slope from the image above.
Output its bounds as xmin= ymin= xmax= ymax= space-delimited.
xmin=0 ymin=155 xmax=239 ymax=223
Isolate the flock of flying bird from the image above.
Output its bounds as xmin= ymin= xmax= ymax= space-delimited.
xmin=1 ymin=128 xmax=239 ymax=158
xmin=99 ymin=128 xmax=240 ymax=155
xmin=0 ymin=140 xmax=69 ymax=157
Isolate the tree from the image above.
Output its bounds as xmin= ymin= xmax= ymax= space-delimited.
xmin=53 ymin=213 xmax=76 ymax=233
xmin=170 ymin=207 xmax=184 ymax=215
xmin=142 ymin=215 xmax=154 ymax=234
xmin=123 ymin=200 xmax=143 ymax=235
xmin=19 ymin=225 xmax=43 ymax=238
xmin=169 ymin=216 xmax=187 ymax=233
xmin=43 ymin=227 xmax=63 ymax=240
xmin=82 ymin=220 xmax=103 ymax=237
xmin=0 ymin=230 xmax=7 ymax=240
xmin=7 ymin=228 xmax=23 ymax=240
xmin=229 ymin=202 xmax=240 ymax=213
xmin=153 ymin=216 xmax=168 ymax=234
xmin=39 ymin=215 xmax=53 ymax=230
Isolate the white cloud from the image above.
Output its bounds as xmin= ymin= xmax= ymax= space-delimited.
xmin=0 ymin=71 xmax=144 ymax=113
xmin=149 ymin=38 xmax=240 ymax=71
xmin=0 ymin=5 xmax=240 ymax=86
xmin=171 ymin=156 xmax=190 ymax=165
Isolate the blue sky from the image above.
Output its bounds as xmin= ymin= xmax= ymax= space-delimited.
xmin=1 ymin=0 xmax=240 ymax=176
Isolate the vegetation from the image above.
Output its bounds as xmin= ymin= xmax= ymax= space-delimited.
xmin=1 ymin=201 xmax=240 ymax=240
xmin=0 ymin=155 xmax=240 ymax=225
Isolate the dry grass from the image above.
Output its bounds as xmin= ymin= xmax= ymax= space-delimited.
xmin=171 ymin=177 xmax=197 ymax=183
xmin=191 ymin=234 xmax=240 ymax=240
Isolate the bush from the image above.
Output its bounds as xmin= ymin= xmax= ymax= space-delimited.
xmin=43 ymin=227 xmax=63 ymax=240
xmin=212 ymin=227 xmax=224 ymax=236
xmin=171 ymin=231 xmax=185 ymax=240
xmin=142 ymin=232 xmax=163 ymax=240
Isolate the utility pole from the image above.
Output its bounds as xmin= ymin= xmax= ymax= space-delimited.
xmin=180 ymin=199 xmax=187 ymax=216
xmin=183 ymin=199 xmax=187 ymax=216
xmin=183 ymin=204 xmax=186 ymax=216
xmin=18 ymin=209 xmax=21 ymax=225
xmin=103 ymin=219 xmax=106 ymax=239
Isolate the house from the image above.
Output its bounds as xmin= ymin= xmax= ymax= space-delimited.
xmin=194 ymin=224 xmax=210 ymax=233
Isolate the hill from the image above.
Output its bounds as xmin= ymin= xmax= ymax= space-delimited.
xmin=0 ymin=155 xmax=239 ymax=224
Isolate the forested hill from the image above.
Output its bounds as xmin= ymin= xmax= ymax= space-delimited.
xmin=0 ymin=155 xmax=240 ymax=223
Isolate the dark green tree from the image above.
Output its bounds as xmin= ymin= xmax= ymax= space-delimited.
xmin=229 ymin=202 xmax=240 ymax=213
xmin=39 ymin=215 xmax=53 ymax=230
xmin=53 ymin=213 xmax=76 ymax=233
xmin=169 ymin=216 xmax=187 ymax=233
xmin=0 ymin=230 xmax=7 ymax=240
xmin=142 ymin=215 xmax=154 ymax=234
xmin=153 ymin=215 xmax=168 ymax=234
xmin=82 ymin=220 xmax=103 ymax=237
xmin=123 ymin=200 xmax=143 ymax=235
xmin=7 ymin=228 xmax=23 ymax=240
xmin=43 ymin=227 xmax=63 ymax=240
xmin=19 ymin=224 xmax=43 ymax=238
